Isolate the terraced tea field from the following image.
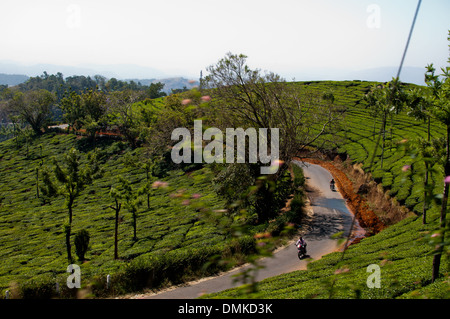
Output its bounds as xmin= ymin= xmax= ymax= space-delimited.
xmin=0 ymin=132 xmax=228 ymax=295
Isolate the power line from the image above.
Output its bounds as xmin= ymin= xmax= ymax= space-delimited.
xmin=396 ymin=0 xmax=422 ymax=80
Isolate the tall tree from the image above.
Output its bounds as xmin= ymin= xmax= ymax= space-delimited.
xmin=406 ymin=137 xmax=444 ymax=224
xmin=148 ymin=82 xmax=167 ymax=99
xmin=204 ymin=53 xmax=342 ymax=165
xmin=204 ymin=53 xmax=342 ymax=222
xmin=107 ymin=90 xmax=145 ymax=147
xmin=80 ymin=88 xmax=108 ymax=143
xmin=119 ymin=176 xmax=142 ymax=241
xmin=43 ymin=148 xmax=101 ymax=262
xmin=406 ymin=86 xmax=438 ymax=224
xmin=108 ymin=186 xmax=122 ymax=260
xmin=59 ymin=90 xmax=85 ymax=133
xmin=364 ymin=77 xmax=406 ymax=169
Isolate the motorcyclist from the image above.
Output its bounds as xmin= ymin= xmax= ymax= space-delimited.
xmin=296 ymin=236 xmax=307 ymax=253
xmin=330 ymin=178 xmax=335 ymax=191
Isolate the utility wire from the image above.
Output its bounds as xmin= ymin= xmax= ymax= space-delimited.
xmin=396 ymin=0 xmax=422 ymax=79
xmin=367 ymin=0 xmax=423 ymax=174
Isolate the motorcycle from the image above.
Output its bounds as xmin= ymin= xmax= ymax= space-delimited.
xmin=330 ymin=183 xmax=336 ymax=191
xmin=296 ymin=243 xmax=307 ymax=260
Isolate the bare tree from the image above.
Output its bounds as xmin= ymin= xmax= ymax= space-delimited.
xmin=204 ymin=52 xmax=343 ymax=169
xmin=204 ymin=53 xmax=343 ymax=222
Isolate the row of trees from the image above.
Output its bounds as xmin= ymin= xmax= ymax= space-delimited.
xmin=17 ymin=72 xmax=167 ymax=98
xmin=0 ymin=84 xmax=165 ymax=147
xmin=364 ymin=31 xmax=449 ymax=282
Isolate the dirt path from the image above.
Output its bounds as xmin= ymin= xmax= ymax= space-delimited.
xmin=130 ymin=161 xmax=364 ymax=299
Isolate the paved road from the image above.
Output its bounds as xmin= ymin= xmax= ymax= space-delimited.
xmin=140 ymin=161 xmax=362 ymax=299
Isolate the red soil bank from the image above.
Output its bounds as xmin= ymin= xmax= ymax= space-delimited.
xmin=295 ymin=157 xmax=386 ymax=237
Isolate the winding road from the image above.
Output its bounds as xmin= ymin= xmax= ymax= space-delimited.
xmin=137 ymin=161 xmax=363 ymax=299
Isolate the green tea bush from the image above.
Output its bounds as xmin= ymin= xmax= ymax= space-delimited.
xmin=74 ymin=229 xmax=90 ymax=261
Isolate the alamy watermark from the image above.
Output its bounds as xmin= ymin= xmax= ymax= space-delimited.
xmin=66 ymin=4 xmax=82 ymax=29
xmin=366 ymin=264 xmax=381 ymax=288
xmin=366 ymin=4 xmax=381 ymax=29
xmin=171 ymin=120 xmax=280 ymax=174
xmin=66 ymin=264 xmax=81 ymax=289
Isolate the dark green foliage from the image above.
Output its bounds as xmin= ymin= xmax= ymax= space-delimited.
xmin=17 ymin=72 xmax=159 ymax=99
xmin=292 ymin=163 xmax=305 ymax=188
xmin=8 ymin=89 xmax=56 ymax=135
xmin=74 ymin=229 xmax=90 ymax=261
xmin=18 ymin=273 xmax=57 ymax=299
xmin=213 ymin=163 xmax=294 ymax=223
xmin=147 ymin=82 xmax=167 ymax=99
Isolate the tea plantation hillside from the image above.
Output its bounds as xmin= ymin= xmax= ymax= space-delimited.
xmin=1 ymin=80 xmax=448 ymax=299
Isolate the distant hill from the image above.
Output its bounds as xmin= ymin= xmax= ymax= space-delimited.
xmin=125 ymin=77 xmax=199 ymax=93
xmin=0 ymin=60 xmax=170 ymax=79
xmin=0 ymin=73 xmax=29 ymax=86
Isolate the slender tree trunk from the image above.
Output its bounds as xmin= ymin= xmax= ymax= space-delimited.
xmin=68 ymin=200 xmax=73 ymax=225
xmin=65 ymin=197 xmax=76 ymax=262
xmin=66 ymin=203 xmax=74 ymax=262
xmin=372 ymin=118 xmax=376 ymax=136
xmin=423 ymin=161 xmax=429 ymax=224
xmin=65 ymin=224 xmax=72 ymax=263
xmin=36 ymin=168 xmax=39 ymax=199
xmin=132 ymin=210 xmax=137 ymax=241
xmin=65 ymin=225 xmax=72 ymax=263
xmin=422 ymin=117 xmax=432 ymax=225
xmin=432 ymin=125 xmax=450 ymax=282
xmin=380 ymin=113 xmax=387 ymax=169
xmin=114 ymin=199 xmax=121 ymax=260
xmin=146 ymin=170 xmax=150 ymax=209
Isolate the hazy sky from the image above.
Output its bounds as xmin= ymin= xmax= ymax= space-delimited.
xmin=1 ymin=0 xmax=449 ymax=79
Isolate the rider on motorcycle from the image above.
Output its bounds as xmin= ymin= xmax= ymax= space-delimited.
xmin=296 ymin=236 xmax=307 ymax=254
xmin=330 ymin=178 xmax=335 ymax=191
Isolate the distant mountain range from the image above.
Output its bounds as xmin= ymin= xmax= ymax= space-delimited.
xmin=0 ymin=60 xmax=430 ymax=91
xmin=0 ymin=60 xmax=171 ymax=80
xmin=0 ymin=73 xmax=29 ymax=86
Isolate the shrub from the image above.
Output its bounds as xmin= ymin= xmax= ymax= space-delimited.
xmin=74 ymin=229 xmax=90 ymax=262
xmin=292 ymin=164 xmax=305 ymax=188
